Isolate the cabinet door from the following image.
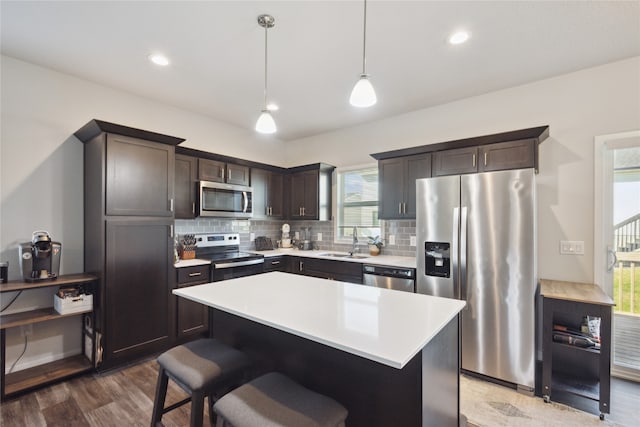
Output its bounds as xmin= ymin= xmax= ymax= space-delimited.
xmin=106 ymin=134 xmax=174 ymax=216
xmin=432 ymin=146 xmax=478 ymax=177
xmin=302 ymin=171 xmax=319 ymax=219
xmin=226 ymin=164 xmax=250 ymax=186
xmin=290 ymin=173 xmax=307 ymax=219
xmin=105 ymin=219 xmax=172 ymax=366
xmin=268 ymin=172 xmax=284 ymax=218
xmin=379 ymin=158 xmax=405 ymax=219
xmin=404 ymin=154 xmax=432 ymax=218
xmin=198 ymin=159 xmax=226 ymax=183
xmin=175 ymin=154 xmax=197 ymax=219
xmin=251 ymin=168 xmax=270 ymax=219
xmin=176 ymin=265 xmax=210 ymax=339
xmin=480 ymin=140 xmax=535 ymax=172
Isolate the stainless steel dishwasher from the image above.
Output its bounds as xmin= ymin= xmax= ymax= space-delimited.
xmin=362 ymin=265 xmax=415 ymax=293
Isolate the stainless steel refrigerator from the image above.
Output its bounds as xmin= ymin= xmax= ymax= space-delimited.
xmin=416 ymin=168 xmax=536 ymax=392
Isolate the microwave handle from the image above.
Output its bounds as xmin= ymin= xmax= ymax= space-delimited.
xmin=243 ymin=191 xmax=248 ymax=213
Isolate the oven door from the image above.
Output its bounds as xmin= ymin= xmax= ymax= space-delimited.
xmin=211 ymin=258 xmax=264 ymax=282
xmin=199 ymin=181 xmax=253 ymax=218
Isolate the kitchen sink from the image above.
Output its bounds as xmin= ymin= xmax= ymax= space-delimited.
xmin=319 ymin=253 xmax=368 ymax=259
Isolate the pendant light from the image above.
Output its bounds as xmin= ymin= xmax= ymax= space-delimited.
xmin=256 ymin=14 xmax=277 ymax=134
xmin=350 ymin=0 xmax=377 ymax=108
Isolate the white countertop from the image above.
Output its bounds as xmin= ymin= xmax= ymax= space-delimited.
xmin=249 ymin=249 xmax=417 ymax=269
xmin=173 ymin=272 xmax=465 ymax=369
xmin=174 ymin=259 xmax=211 ymax=268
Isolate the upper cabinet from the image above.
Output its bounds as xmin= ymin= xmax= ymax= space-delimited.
xmin=288 ymin=164 xmax=335 ymax=221
xmin=198 ymin=158 xmax=249 ymax=186
xmin=432 ymin=146 xmax=478 ymax=177
xmin=379 ymin=154 xmax=431 ymax=219
xmin=252 ymin=168 xmax=284 ymax=219
xmin=175 ymin=154 xmax=198 ymax=219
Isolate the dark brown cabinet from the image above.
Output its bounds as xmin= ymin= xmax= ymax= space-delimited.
xmin=251 ymin=168 xmax=284 ymax=219
xmin=175 ymin=265 xmax=210 ymax=340
xmin=175 ymin=154 xmax=198 ymax=219
xmin=541 ymin=280 xmax=613 ymax=420
xmin=105 ymin=134 xmax=175 ymax=216
xmin=199 ymin=158 xmax=249 ymax=186
xmin=288 ymin=257 xmax=363 ymax=284
xmin=479 ymin=139 xmax=535 ymax=172
xmin=105 ymin=219 xmax=173 ymax=365
xmin=263 ymin=256 xmax=286 ymax=272
xmin=379 ymin=154 xmax=431 ymax=219
xmin=432 ymin=146 xmax=478 ymax=177
xmin=76 ymin=119 xmax=184 ymax=371
xmin=288 ymin=164 xmax=334 ymax=220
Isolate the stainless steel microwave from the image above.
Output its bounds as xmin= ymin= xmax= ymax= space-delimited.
xmin=198 ymin=181 xmax=253 ymax=218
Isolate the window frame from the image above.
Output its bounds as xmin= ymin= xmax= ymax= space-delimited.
xmin=333 ymin=163 xmax=380 ymax=245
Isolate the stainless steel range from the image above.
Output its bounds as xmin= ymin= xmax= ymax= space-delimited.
xmin=194 ymin=233 xmax=264 ymax=281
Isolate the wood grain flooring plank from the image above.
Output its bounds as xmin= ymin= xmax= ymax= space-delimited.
xmin=83 ymin=400 xmax=142 ymax=427
xmin=41 ymin=398 xmax=89 ymax=427
xmin=67 ymin=374 xmax=113 ymax=413
xmin=0 ymin=398 xmax=25 ymax=427
xmin=33 ymin=380 xmax=71 ymax=410
xmin=20 ymin=393 xmax=47 ymax=427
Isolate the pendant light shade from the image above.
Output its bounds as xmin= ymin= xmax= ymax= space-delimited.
xmin=350 ymin=0 xmax=376 ymax=108
xmin=256 ymin=14 xmax=277 ymax=134
xmin=256 ymin=109 xmax=277 ymax=134
xmin=350 ymin=74 xmax=377 ymax=107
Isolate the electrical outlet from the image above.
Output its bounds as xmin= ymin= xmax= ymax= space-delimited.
xmin=295 ymin=232 xmax=300 ymax=239
xmin=317 ymin=233 xmax=322 ymax=241
xmin=410 ymin=236 xmax=416 ymax=247
xmin=388 ymin=235 xmax=396 ymax=245
xmin=560 ymin=240 xmax=585 ymax=255
xmin=20 ymin=324 xmax=33 ymax=337
xmin=250 ymin=233 xmax=255 ymax=242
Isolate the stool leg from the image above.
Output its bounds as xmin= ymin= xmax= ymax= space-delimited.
xmin=190 ymin=391 xmax=204 ymax=427
xmin=150 ymin=367 xmax=169 ymax=427
xmin=208 ymin=395 xmax=216 ymax=426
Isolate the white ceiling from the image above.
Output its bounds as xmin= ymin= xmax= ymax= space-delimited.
xmin=2 ymin=1 xmax=639 ymax=141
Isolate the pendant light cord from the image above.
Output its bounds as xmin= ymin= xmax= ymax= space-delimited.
xmin=263 ymin=23 xmax=268 ymax=109
xmin=362 ymin=0 xmax=368 ymax=75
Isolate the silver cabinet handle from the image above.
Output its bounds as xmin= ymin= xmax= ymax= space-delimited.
xmin=221 ymin=167 xmax=225 ymax=181
xmin=299 ymin=261 xmax=304 ymax=271
xmin=403 ymin=203 xmax=406 ymax=214
xmin=484 ymin=152 xmax=488 ymax=166
xmin=188 ymin=272 xmax=202 ymax=277
xmin=170 ymin=198 xmax=174 ymax=212
xmin=271 ymin=261 xmax=281 ymax=265
xmin=472 ymin=154 xmax=476 ymax=168
xmin=302 ymin=207 xmax=306 ymax=216
xmin=192 ymin=202 xmax=195 ymax=215
xmin=399 ymin=203 xmax=402 ymax=214
xmin=170 ymin=225 xmax=174 ymax=238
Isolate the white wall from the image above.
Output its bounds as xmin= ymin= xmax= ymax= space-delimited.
xmin=285 ymin=56 xmax=640 ymax=284
xmin=0 ymin=55 xmax=286 ymax=371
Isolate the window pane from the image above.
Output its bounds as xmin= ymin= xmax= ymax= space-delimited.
xmin=337 ymin=166 xmax=380 ymax=241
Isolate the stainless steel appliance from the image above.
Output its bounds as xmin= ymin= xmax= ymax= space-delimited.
xmin=363 ymin=265 xmax=415 ymax=293
xmin=416 ymin=169 xmax=536 ymax=393
xmin=198 ymin=181 xmax=253 ymax=218
xmin=194 ymin=233 xmax=264 ymax=281
xmin=18 ymin=231 xmax=61 ymax=282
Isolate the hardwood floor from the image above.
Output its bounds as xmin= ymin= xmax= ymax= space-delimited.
xmin=1 ymin=357 xmax=639 ymax=426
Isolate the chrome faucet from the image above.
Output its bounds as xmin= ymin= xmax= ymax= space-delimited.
xmin=351 ymin=226 xmax=359 ymax=255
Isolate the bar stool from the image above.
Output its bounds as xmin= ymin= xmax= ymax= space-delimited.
xmin=150 ymin=338 xmax=250 ymax=427
xmin=213 ymin=372 xmax=348 ymax=427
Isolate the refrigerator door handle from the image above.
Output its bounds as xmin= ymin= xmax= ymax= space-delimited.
xmin=452 ymin=207 xmax=460 ymax=299
xmin=460 ymin=206 xmax=468 ymax=301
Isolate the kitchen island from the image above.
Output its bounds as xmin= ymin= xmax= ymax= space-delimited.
xmin=174 ymin=272 xmax=465 ymax=426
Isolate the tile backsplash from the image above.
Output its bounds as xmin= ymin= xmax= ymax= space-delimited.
xmin=175 ymin=219 xmax=416 ymax=257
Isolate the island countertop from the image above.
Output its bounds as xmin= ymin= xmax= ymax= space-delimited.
xmin=173 ymin=272 xmax=465 ymax=369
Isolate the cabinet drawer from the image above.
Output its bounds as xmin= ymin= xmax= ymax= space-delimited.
xmin=177 ymin=265 xmax=210 ymax=284
xmin=264 ymin=257 xmax=286 ymax=272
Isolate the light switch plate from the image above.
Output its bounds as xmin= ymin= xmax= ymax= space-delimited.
xmin=317 ymin=233 xmax=322 ymax=241
xmin=410 ymin=236 xmax=416 ymax=247
xmin=250 ymin=233 xmax=255 ymax=242
xmin=388 ymin=235 xmax=396 ymax=245
xmin=560 ymin=240 xmax=584 ymax=255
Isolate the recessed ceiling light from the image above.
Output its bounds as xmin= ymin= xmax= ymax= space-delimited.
xmin=266 ymin=103 xmax=279 ymax=111
xmin=148 ymin=53 xmax=170 ymax=66
xmin=448 ymin=31 xmax=470 ymax=45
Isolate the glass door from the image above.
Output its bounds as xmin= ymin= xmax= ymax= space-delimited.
xmin=595 ymin=131 xmax=640 ymax=382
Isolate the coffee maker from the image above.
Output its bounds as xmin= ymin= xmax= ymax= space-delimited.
xmin=19 ymin=231 xmax=61 ymax=281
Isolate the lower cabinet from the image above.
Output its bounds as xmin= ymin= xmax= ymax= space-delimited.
xmin=288 ymin=256 xmax=363 ymax=284
xmin=175 ymin=264 xmax=210 ymax=341
xmin=263 ymin=256 xmax=287 ymax=272
xmin=103 ymin=218 xmax=173 ymax=369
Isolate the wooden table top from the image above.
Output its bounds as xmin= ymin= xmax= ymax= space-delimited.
xmin=540 ymin=279 xmax=615 ymax=306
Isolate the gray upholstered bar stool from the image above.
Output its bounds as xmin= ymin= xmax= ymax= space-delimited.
xmin=213 ymin=372 xmax=348 ymax=427
xmin=150 ymin=338 xmax=250 ymax=427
